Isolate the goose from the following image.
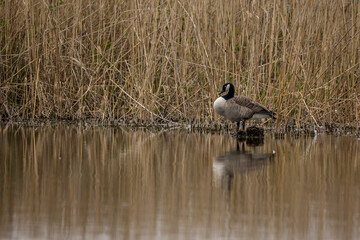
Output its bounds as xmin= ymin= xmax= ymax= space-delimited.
xmin=213 ymin=83 xmax=276 ymax=134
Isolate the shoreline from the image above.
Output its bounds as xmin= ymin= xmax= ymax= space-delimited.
xmin=1 ymin=119 xmax=359 ymax=137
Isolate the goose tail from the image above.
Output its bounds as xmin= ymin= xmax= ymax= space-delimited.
xmin=269 ymin=110 xmax=277 ymax=120
xmin=254 ymin=109 xmax=277 ymax=120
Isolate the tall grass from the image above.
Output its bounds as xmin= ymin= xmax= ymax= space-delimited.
xmin=0 ymin=0 xmax=359 ymax=128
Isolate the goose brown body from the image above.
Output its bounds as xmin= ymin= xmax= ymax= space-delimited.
xmin=214 ymin=96 xmax=273 ymax=121
xmin=213 ymin=83 xmax=276 ymax=133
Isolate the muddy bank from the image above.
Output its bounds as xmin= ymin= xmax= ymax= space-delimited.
xmin=1 ymin=118 xmax=359 ymax=137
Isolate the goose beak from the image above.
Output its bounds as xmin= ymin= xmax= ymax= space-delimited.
xmin=218 ymin=90 xmax=225 ymax=95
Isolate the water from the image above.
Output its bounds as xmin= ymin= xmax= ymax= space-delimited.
xmin=0 ymin=125 xmax=359 ymax=239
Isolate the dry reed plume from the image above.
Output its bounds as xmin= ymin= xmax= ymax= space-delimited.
xmin=0 ymin=0 xmax=359 ymax=129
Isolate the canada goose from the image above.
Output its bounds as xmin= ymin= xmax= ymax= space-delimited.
xmin=213 ymin=83 xmax=276 ymax=134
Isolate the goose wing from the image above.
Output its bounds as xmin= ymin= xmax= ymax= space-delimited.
xmin=232 ymin=96 xmax=272 ymax=115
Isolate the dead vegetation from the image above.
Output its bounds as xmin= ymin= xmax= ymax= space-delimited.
xmin=0 ymin=0 xmax=359 ymax=129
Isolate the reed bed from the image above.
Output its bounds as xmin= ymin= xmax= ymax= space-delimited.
xmin=0 ymin=0 xmax=359 ymax=129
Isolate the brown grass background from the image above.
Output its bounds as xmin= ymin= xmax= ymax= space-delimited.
xmin=1 ymin=0 xmax=359 ymax=128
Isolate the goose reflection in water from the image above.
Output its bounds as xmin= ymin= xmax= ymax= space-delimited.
xmin=213 ymin=141 xmax=275 ymax=190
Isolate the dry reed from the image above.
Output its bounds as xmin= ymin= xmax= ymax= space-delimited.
xmin=0 ymin=0 xmax=359 ymax=129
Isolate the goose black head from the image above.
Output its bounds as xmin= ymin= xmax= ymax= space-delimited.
xmin=219 ymin=83 xmax=235 ymax=100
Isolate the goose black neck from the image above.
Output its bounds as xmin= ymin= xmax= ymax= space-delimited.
xmin=223 ymin=84 xmax=235 ymax=100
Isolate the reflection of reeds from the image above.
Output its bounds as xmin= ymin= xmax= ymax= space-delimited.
xmin=0 ymin=126 xmax=360 ymax=239
xmin=0 ymin=1 xmax=359 ymax=127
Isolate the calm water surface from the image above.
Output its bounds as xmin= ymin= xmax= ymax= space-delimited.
xmin=0 ymin=125 xmax=359 ymax=239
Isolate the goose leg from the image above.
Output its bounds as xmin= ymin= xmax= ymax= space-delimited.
xmin=231 ymin=122 xmax=240 ymax=138
xmin=242 ymin=121 xmax=246 ymax=130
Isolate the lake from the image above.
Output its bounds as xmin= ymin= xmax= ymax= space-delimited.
xmin=0 ymin=125 xmax=359 ymax=239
